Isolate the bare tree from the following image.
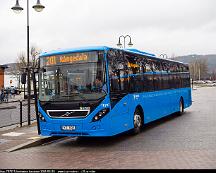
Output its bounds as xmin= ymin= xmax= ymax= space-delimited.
xmin=16 ymin=45 xmax=41 ymax=71
xmin=10 ymin=45 xmax=41 ymax=88
xmin=199 ymin=59 xmax=208 ymax=79
xmin=210 ymin=69 xmax=216 ymax=80
xmin=170 ymin=53 xmax=176 ymax=60
xmin=189 ymin=58 xmax=208 ymax=80
xmin=30 ymin=46 xmax=41 ymax=69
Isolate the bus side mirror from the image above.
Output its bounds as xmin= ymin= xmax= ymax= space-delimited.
xmin=21 ymin=73 xmax=27 ymax=84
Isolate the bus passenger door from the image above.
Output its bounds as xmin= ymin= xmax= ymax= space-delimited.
xmin=107 ymin=50 xmax=130 ymax=133
xmin=109 ymin=67 xmax=129 ymax=114
xmin=110 ymin=92 xmax=129 ymax=134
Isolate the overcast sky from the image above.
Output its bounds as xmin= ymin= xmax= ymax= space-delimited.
xmin=0 ymin=0 xmax=216 ymax=64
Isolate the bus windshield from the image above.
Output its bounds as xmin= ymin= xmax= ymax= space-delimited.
xmin=39 ymin=51 xmax=107 ymax=102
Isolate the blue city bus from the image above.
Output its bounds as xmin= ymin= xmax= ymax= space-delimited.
xmin=38 ymin=46 xmax=192 ymax=136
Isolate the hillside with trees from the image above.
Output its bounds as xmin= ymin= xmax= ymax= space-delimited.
xmin=173 ymin=54 xmax=216 ymax=80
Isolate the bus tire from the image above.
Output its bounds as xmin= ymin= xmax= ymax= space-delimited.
xmin=132 ymin=108 xmax=143 ymax=134
xmin=178 ymin=98 xmax=184 ymax=116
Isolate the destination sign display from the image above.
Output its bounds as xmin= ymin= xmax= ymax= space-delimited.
xmin=40 ymin=52 xmax=98 ymax=66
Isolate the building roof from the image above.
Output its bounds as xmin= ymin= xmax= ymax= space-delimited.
xmin=0 ymin=65 xmax=8 ymax=69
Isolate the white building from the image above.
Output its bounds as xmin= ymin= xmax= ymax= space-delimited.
xmin=4 ymin=74 xmax=19 ymax=88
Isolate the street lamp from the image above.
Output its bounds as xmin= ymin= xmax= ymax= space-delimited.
xmin=33 ymin=0 xmax=45 ymax=12
xmin=11 ymin=0 xmax=23 ymax=14
xmin=160 ymin=54 xmax=168 ymax=59
xmin=117 ymin=35 xmax=133 ymax=49
xmin=11 ymin=0 xmax=45 ymax=125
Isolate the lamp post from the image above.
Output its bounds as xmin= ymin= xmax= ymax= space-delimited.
xmin=160 ymin=54 xmax=168 ymax=59
xmin=117 ymin=35 xmax=133 ymax=49
xmin=11 ymin=0 xmax=45 ymax=125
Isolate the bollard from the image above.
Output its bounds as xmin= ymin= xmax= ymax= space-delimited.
xmin=20 ymin=100 xmax=22 ymax=127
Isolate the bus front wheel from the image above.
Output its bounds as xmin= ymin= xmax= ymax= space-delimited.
xmin=178 ymin=98 xmax=184 ymax=116
xmin=132 ymin=108 xmax=143 ymax=134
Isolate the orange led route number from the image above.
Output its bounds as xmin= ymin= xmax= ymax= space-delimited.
xmin=46 ymin=56 xmax=56 ymax=65
xmin=45 ymin=53 xmax=88 ymax=66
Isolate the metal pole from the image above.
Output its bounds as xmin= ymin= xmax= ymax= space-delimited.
xmin=20 ymin=100 xmax=22 ymax=127
xmin=32 ymin=71 xmax=40 ymax=134
xmin=27 ymin=0 xmax=31 ymax=125
xmin=123 ymin=37 xmax=126 ymax=49
xmin=117 ymin=35 xmax=132 ymax=49
xmin=123 ymin=35 xmax=132 ymax=49
xmin=118 ymin=35 xmax=124 ymax=48
xmin=124 ymin=35 xmax=131 ymax=49
xmin=24 ymin=83 xmax=25 ymax=99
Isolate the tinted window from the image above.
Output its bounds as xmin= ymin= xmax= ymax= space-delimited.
xmin=108 ymin=49 xmax=129 ymax=92
xmin=108 ymin=50 xmax=191 ymax=94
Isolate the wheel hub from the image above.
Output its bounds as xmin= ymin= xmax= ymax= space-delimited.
xmin=134 ymin=114 xmax=141 ymax=128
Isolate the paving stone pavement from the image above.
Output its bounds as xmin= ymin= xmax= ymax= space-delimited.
xmin=0 ymin=87 xmax=215 ymax=169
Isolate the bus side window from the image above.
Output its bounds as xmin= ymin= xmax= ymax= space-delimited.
xmin=108 ymin=50 xmax=129 ymax=93
xmin=183 ymin=72 xmax=190 ymax=88
xmin=152 ymin=61 xmax=162 ymax=91
xmin=161 ymin=61 xmax=168 ymax=89
xmin=143 ymin=59 xmax=154 ymax=91
xmin=126 ymin=54 xmax=143 ymax=93
xmin=109 ymin=70 xmax=119 ymax=91
xmin=145 ymin=60 xmax=152 ymax=72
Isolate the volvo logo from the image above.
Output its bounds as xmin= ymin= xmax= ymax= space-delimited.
xmin=61 ymin=111 xmax=74 ymax=117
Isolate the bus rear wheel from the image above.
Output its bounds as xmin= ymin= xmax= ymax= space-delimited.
xmin=132 ymin=109 xmax=143 ymax=134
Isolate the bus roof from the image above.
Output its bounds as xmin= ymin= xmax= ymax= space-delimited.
xmin=40 ymin=46 xmax=109 ymax=57
xmin=40 ymin=46 xmax=188 ymax=65
xmin=124 ymin=49 xmax=187 ymax=65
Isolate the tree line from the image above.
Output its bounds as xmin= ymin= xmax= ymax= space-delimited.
xmin=189 ymin=59 xmax=216 ymax=81
xmin=11 ymin=45 xmax=41 ymax=89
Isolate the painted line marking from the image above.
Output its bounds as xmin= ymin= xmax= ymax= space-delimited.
xmin=6 ymin=136 xmax=67 ymax=152
xmin=2 ymin=132 xmax=25 ymax=137
xmin=27 ymin=136 xmax=41 ymax=140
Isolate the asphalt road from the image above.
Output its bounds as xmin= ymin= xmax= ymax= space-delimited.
xmin=0 ymin=87 xmax=216 ymax=169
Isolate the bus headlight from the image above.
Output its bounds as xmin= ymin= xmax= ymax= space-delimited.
xmin=39 ymin=112 xmax=46 ymax=122
xmin=92 ymin=108 xmax=110 ymax=122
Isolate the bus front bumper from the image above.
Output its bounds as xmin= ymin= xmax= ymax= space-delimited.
xmin=39 ymin=121 xmax=112 ymax=137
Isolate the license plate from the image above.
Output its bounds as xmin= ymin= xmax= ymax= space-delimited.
xmin=61 ymin=125 xmax=76 ymax=131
